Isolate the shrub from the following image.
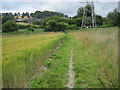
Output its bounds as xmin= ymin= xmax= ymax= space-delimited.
xmin=2 ymin=20 xmax=18 ymax=32
xmin=27 ymin=27 xmax=34 ymax=32
xmin=18 ymin=24 xmax=28 ymax=29
xmin=55 ymin=22 xmax=67 ymax=31
xmin=18 ymin=24 xmax=39 ymax=29
xmin=44 ymin=20 xmax=67 ymax=32
xmin=2 ymin=16 xmax=14 ymax=24
xmin=44 ymin=20 xmax=57 ymax=32
xmin=67 ymin=24 xmax=78 ymax=30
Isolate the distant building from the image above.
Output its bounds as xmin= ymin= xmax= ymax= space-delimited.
xmin=27 ymin=18 xmax=42 ymax=24
xmin=14 ymin=16 xmax=42 ymax=24
xmin=15 ymin=18 xmax=23 ymax=22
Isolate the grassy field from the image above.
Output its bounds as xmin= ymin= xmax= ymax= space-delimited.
xmin=0 ymin=33 xmax=2 ymax=88
xmin=2 ymin=32 xmax=65 ymax=88
xmin=71 ymin=27 xmax=118 ymax=88
xmin=2 ymin=27 xmax=118 ymax=88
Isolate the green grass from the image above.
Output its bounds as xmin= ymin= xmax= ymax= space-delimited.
xmin=0 ymin=33 xmax=2 ymax=88
xmin=2 ymin=27 xmax=118 ymax=88
xmin=72 ymin=38 xmax=101 ymax=88
xmin=71 ymin=28 xmax=118 ymax=88
xmin=2 ymin=32 xmax=65 ymax=88
xmin=29 ymin=35 xmax=72 ymax=88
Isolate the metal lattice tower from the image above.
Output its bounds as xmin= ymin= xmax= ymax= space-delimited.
xmin=80 ymin=1 xmax=96 ymax=28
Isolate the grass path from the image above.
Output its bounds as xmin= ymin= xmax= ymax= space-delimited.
xmin=66 ymin=48 xmax=75 ymax=88
xmin=29 ymin=35 xmax=71 ymax=88
xmin=29 ymin=29 xmax=118 ymax=88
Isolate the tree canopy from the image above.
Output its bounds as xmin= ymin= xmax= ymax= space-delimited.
xmin=2 ymin=20 xmax=18 ymax=32
xmin=107 ymin=8 xmax=119 ymax=26
xmin=32 ymin=10 xmax=68 ymax=19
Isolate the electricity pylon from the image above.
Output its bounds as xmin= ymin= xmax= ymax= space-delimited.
xmin=80 ymin=1 xmax=96 ymax=28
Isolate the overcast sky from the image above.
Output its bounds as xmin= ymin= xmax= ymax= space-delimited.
xmin=0 ymin=1 xmax=119 ymax=17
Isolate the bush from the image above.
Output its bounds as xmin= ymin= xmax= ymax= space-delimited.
xmin=56 ymin=22 xmax=67 ymax=31
xmin=45 ymin=20 xmax=67 ymax=32
xmin=32 ymin=20 xmax=41 ymax=25
xmin=96 ymin=24 xmax=113 ymax=28
xmin=2 ymin=16 xmax=14 ymax=24
xmin=18 ymin=24 xmax=28 ymax=29
xmin=18 ymin=24 xmax=40 ymax=29
xmin=67 ymin=24 xmax=78 ymax=30
xmin=2 ymin=20 xmax=18 ymax=32
xmin=27 ymin=27 xmax=34 ymax=32
xmin=44 ymin=20 xmax=57 ymax=32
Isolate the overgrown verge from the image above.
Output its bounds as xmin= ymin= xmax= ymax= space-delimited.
xmin=29 ymin=35 xmax=72 ymax=88
xmin=72 ymin=38 xmax=100 ymax=88
xmin=2 ymin=33 xmax=65 ymax=88
xmin=71 ymin=29 xmax=118 ymax=88
xmin=2 ymin=29 xmax=44 ymax=36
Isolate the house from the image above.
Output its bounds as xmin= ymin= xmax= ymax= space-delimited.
xmin=14 ymin=16 xmax=42 ymax=24
xmin=27 ymin=18 xmax=42 ymax=24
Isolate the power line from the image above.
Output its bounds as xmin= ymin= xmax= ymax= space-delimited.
xmin=79 ymin=1 xmax=96 ymax=28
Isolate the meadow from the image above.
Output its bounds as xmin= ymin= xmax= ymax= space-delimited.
xmin=71 ymin=27 xmax=118 ymax=88
xmin=2 ymin=27 xmax=118 ymax=88
xmin=2 ymin=32 xmax=65 ymax=88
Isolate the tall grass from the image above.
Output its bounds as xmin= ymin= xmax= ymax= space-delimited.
xmin=2 ymin=27 xmax=118 ymax=88
xmin=0 ymin=33 xmax=2 ymax=88
xmin=71 ymin=27 xmax=118 ymax=88
xmin=29 ymin=35 xmax=72 ymax=88
xmin=2 ymin=32 xmax=65 ymax=88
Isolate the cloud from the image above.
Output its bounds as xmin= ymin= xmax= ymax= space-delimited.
xmin=95 ymin=2 xmax=118 ymax=17
xmin=1 ymin=0 xmax=120 ymax=2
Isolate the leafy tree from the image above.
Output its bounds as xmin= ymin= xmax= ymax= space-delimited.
xmin=107 ymin=8 xmax=119 ymax=26
xmin=30 ymin=13 xmax=34 ymax=17
xmin=77 ymin=4 xmax=93 ymax=17
xmin=40 ymin=16 xmax=66 ymax=28
xmin=32 ymin=20 xmax=41 ymax=25
xmin=27 ymin=27 xmax=34 ymax=32
xmin=22 ymin=12 xmax=25 ymax=18
xmin=45 ymin=20 xmax=67 ymax=32
xmin=2 ymin=16 xmax=14 ymax=24
xmin=77 ymin=7 xmax=84 ymax=17
xmin=2 ymin=20 xmax=18 ymax=32
xmin=73 ymin=18 xmax=82 ymax=27
xmin=68 ymin=18 xmax=82 ymax=27
xmin=18 ymin=12 xmax=20 ymax=16
xmin=96 ymin=15 xmax=103 ymax=26
xmin=45 ymin=20 xmax=56 ymax=31
xmin=118 ymin=12 xmax=120 ymax=27
xmin=25 ymin=12 xmax=30 ymax=18
xmin=33 ymin=11 xmax=42 ymax=18
xmin=33 ymin=10 xmax=67 ymax=19
xmin=56 ymin=22 xmax=67 ymax=31
xmin=2 ymin=13 xmax=13 ymax=16
xmin=14 ymin=13 xmax=18 ymax=16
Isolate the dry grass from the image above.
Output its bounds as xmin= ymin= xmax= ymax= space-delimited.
xmin=16 ymin=22 xmax=30 ymax=25
xmin=71 ymin=27 xmax=118 ymax=88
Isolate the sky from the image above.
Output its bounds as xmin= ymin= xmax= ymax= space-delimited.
xmin=0 ymin=0 xmax=119 ymax=17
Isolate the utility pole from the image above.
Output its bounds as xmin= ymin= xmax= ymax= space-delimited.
xmin=80 ymin=1 xmax=96 ymax=28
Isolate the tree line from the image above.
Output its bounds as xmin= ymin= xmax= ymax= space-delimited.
xmin=1 ymin=10 xmax=68 ymax=19
xmin=1 ymin=4 xmax=119 ymax=33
